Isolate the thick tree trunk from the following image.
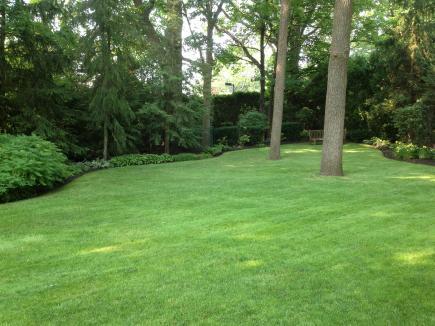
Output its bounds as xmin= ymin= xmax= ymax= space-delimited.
xmin=259 ymin=22 xmax=266 ymax=113
xmin=103 ymin=120 xmax=108 ymax=161
xmin=202 ymin=23 xmax=214 ymax=148
xmin=269 ymin=0 xmax=290 ymax=160
xmin=320 ymin=0 xmax=352 ymax=176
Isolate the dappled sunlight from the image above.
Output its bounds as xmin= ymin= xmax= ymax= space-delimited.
xmin=395 ymin=250 xmax=434 ymax=265
xmin=391 ymin=175 xmax=435 ymax=182
xmin=80 ymin=245 xmax=121 ymax=254
xmin=239 ymin=259 xmax=263 ymax=268
xmin=343 ymin=149 xmax=369 ymax=153
xmin=283 ymin=149 xmax=320 ymax=154
xmin=233 ymin=233 xmax=271 ymax=241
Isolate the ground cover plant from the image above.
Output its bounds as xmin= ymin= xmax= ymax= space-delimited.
xmin=1 ymin=144 xmax=434 ymax=324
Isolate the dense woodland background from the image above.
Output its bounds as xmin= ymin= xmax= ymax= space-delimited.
xmin=0 ymin=0 xmax=433 ymax=160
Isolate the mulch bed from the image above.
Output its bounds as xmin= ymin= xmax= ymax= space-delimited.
xmin=381 ymin=148 xmax=435 ymax=166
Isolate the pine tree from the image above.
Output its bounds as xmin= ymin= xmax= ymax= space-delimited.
xmin=81 ymin=0 xmax=136 ymax=160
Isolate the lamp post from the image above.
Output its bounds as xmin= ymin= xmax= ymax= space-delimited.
xmin=225 ymin=82 xmax=235 ymax=94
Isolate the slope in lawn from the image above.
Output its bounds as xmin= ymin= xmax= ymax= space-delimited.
xmin=1 ymin=144 xmax=434 ymax=324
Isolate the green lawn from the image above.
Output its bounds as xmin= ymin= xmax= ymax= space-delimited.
xmin=1 ymin=144 xmax=434 ymax=325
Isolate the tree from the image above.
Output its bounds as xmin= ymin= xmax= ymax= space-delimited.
xmin=217 ymin=0 xmax=277 ymax=114
xmin=81 ymin=0 xmax=136 ymax=160
xmin=320 ymin=0 xmax=353 ymax=176
xmin=183 ymin=0 xmax=226 ymax=148
xmin=269 ymin=0 xmax=290 ymax=160
xmin=134 ymin=0 xmax=183 ymax=153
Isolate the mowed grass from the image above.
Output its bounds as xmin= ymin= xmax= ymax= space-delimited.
xmin=1 ymin=144 xmax=434 ymax=325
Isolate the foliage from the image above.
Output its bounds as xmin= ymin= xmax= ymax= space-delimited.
xmin=76 ymin=159 xmax=111 ymax=173
xmin=213 ymin=126 xmax=239 ymax=146
xmin=281 ymin=122 xmax=304 ymax=142
xmin=238 ymin=134 xmax=250 ymax=147
xmin=370 ymin=137 xmax=391 ymax=150
xmin=417 ymin=146 xmax=434 ymax=160
xmin=204 ymin=144 xmax=224 ymax=157
xmin=392 ymin=142 xmax=420 ymax=160
xmin=393 ymin=102 xmax=430 ymax=145
xmin=109 ymin=154 xmax=174 ymax=168
xmin=0 ymin=134 xmax=72 ymax=203
xmin=212 ymin=92 xmax=261 ymax=127
xmin=238 ymin=111 xmax=267 ymax=144
xmin=172 ymin=153 xmax=213 ymax=162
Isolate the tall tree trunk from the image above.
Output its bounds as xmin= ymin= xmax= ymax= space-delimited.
xmin=259 ymin=21 xmax=265 ymax=113
xmin=267 ymin=48 xmax=278 ymax=134
xmin=0 ymin=0 xmax=6 ymax=96
xmin=202 ymin=22 xmax=214 ymax=148
xmin=103 ymin=120 xmax=108 ymax=161
xmin=163 ymin=0 xmax=183 ymax=153
xmin=164 ymin=125 xmax=170 ymax=154
xmin=269 ymin=0 xmax=290 ymax=160
xmin=320 ymin=0 xmax=352 ymax=176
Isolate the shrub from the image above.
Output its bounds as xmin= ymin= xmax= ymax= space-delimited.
xmin=238 ymin=111 xmax=267 ymax=144
xmin=205 ymin=144 xmax=224 ymax=156
xmin=110 ymin=153 xmax=174 ymax=167
xmin=213 ymin=92 xmax=260 ymax=127
xmin=238 ymin=134 xmax=250 ymax=147
xmin=346 ymin=129 xmax=371 ymax=143
xmin=393 ymin=102 xmax=429 ymax=145
xmin=392 ymin=141 xmax=419 ymax=160
xmin=213 ymin=126 xmax=239 ymax=146
xmin=76 ymin=159 xmax=111 ymax=173
xmin=172 ymin=153 xmax=203 ymax=162
xmin=0 ymin=134 xmax=72 ymax=203
xmin=371 ymin=137 xmax=391 ymax=150
xmin=281 ymin=122 xmax=304 ymax=142
xmin=417 ymin=146 xmax=434 ymax=160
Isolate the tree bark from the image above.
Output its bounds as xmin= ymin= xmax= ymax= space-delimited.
xmin=259 ymin=21 xmax=266 ymax=113
xmin=320 ymin=0 xmax=352 ymax=176
xmin=269 ymin=0 xmax=290 ymax=160
xmin=202 ymin=22 xmax=213 ymax=148
xmin=103 ymin=120 xmax=108 ymax=160
xmin=267 ymin=48 xmax=278 ymax=133
xmin=163 ymin=0 xmax=183 ymax=153
xmin=0 ymin=0 xmax=6 ymax=95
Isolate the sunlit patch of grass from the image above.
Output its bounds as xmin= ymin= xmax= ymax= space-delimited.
xmin=80 ymin=245 xmax=121 ymax=254
xmin=239 ymin=259 xmax=263 ymax=268
xmin=395 ymin=250 xmax=434 ymax=265
xmin=391 ymin=175 xmax=435 ymax=182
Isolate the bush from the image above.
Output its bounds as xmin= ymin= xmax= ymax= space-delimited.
xmin=172 ymin=153 xmax=203 ymax=162
xmin=417 ymin=146 xmax=434 ymax=160
xmin=394 ymin=102 xmax=429 ymax=145
xmin=238 ymin=134 xmax=250 ymax=147
xmin=371 ymin=137 xmax=391 ymax=150
xmin=392 ymin=141 xmax=419 ymax=160
xmin=0 ymin=134 xmax=72 ymax=203
xmin=213 ymin=126 xmax=239 ymax=146
xmin=281 ymin=122 xmax=304 ymax=142
xmin=205 ymin=144 xmax=224 ymax=156
xmin=346 ymin=129 xmax=371 ymax=143
xmin=76 ymin=159 xmax=111 ymax=172
xmin=110 ymin=153 xmax=174 ymax=167
xmin=238 ymin=111 xmax=267 ymax=144
xmin=213 ymin=92 xmax=260 ymax=127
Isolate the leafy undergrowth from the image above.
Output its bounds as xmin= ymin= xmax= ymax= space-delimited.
xmin=1 ymin=144 xmax=434 ymax=324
